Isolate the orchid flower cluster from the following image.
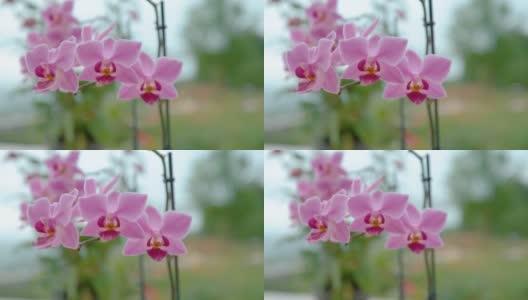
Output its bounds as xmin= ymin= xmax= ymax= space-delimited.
xmin=17 ymin=151 xmax=191 ymax=262
xmin=278 ymin=0 xmax=452 ymax=105
xmin=290 ymin=152 xmax=447 ymax=254
xmin=20 ymin=0 xmax=182 ymax=105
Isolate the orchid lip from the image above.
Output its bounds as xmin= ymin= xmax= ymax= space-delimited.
xmin=97 ymin=215 xmax=121 ymax=241
xmin=364 ymin=212 xmax=385 ymax=236
xmin=94 ymin=60 xmax=117 ymax=85
xmin=140 ymin=80 xmax=162 ymax=104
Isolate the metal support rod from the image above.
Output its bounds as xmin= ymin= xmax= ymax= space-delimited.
xmin=408 ymin=151 xmax=437 ymax=300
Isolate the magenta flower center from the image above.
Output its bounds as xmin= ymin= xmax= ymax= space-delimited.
xmin=94 ymin=60 xmax=117 ymax=86
xmin=34 ymin=219 xmax=56 ymax=237
xmin=50 ymin=162 xmax=66 ymax=174
xmin=407 ymin=230 xmax=428 ymax=253
xmin=295 ymin=65 xmax=317 ymax=82
xmin=97 ymin=215 xmax=121 ymax=241
xmin=48 ymin=11 xmax=64 ymax=25
xmin=308 ymin=217 xmax=328 ymax=232
xmin=315 ymin=162 xmax=341 ymax=178
xmin=312 ymin=10 xmax=327 ymax=23
xmin=139 ymin=80 xmax=162 ymax=104
xmin=364 ymin=212 xmax=385 ymax=236
xmin=357 ymin=59 xmax=381 ymax=85
xmin=35 ymin=64 xmax=56 ymax=82
xmin=406 ymin=79 xmax=429 ymax=104
xmin=146 ymin=235 xmax=170 ymax=261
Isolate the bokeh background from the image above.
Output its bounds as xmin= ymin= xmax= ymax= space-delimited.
xmin=265 ymin=0 xmax=528 ymax=149
xmin=264 ymin=150 xmax=528 ymax=299
xmin=0 ymin=150 xmax=263 ymax=299
xmin=0 ymin=0 xmax=263 ymax=149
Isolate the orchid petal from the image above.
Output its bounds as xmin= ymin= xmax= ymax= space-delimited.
xmin=161 ymin=212 xmax=192 ymax=239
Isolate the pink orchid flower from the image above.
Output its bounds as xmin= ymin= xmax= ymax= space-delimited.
xmin=297 ymin=178 xmax=353 ymax=202
xmin=329 ymin=20 xmax=380 ymax=67
xmin=347 ymin=177 xmax=383 ymax=197
xmin=348 ymin=191 xmax=408 ymax=236
xmin=41 ymin=0 xmax=78 ymax=29
xmin=312 ymin=152 xmax=346 ymax=179
xmin=118 ymin=52 xmax=182 ymax=105
xmin=299 ymin=193 xmax=350 ymax=243
xmin=24 ymin=41 xmax=78 ymax=93
xmin=82 ymin=177 xmax=120 ymax=197
xmin=290 ymin=29 xmax=317 ymax=47
xmin=40 ymin=0 xmax=80 ymax=47
xmin=385 ymin=203 xmax=447 ymax=254
xmin=123 ymin=206 xmax=191 ymax=262
xmin=78 ymin=188 xmax=147 ymax=241
xmin=306 ymin=0 xmax=342 ymax=31
xmin=384 ymin=49 xmax=451 ymax=105
xmin=285 ymin=38 xmax=339 ymax=94
xmin=46 ymin=151 xmax=81 ymax=178
xmin=76 ymin=38 xmax=141 ymax=86
xmin=27 ymin=193 xmax=79 ymax=249
xmin=341 ymin=20 xmax=380 ymax=40
xmin=339 ymin=35 xmax=407 ymax=85
xmin=79 ymin=24 xmax=115 ymax=43
xmin=28 ymin=177 xmax=73 ymax=203
xmin=297 ymin=180 xmax=320 ymax=200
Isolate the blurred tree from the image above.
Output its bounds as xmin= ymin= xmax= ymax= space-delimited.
xmin=184 ymin=0 xmax=264 ymax=88
xmin=451 ymin=0 xmax=528 ymax=87
xmin=188 ymin=151 xmax=263 ymax=241
xmin=448 ymin=151 xmax=528 ymax=236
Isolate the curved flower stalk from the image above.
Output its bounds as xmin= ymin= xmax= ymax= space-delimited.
xmin=270 ymin=0 xmax=451 ymax=149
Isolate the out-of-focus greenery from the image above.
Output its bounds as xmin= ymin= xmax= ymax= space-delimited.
xmin=0 ymin=83 xmax=264 ymax=149
xmin=266 ymin=83 xmax=528 ymax=149
xmin=448 ymin=151 xmax=528 ymax=236
xmin=406 ymin=232 xmax=528 ymax=300
xmin=33 ymin=85 xmax=131 ymax=149
xmin=185 ymin=0 xmax=263 ymax=88
xmin=188 ymin=150 xmax=263 ymax=241
xmin=0 ymin=238 xmax=263 ymax=300
xmin=451 ymin=0 xmax=528 ymax=87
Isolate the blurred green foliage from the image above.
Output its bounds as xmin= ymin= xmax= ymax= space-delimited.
xmin=185 ymin=0 xmax=264 ymax=88
xmin=448 ymin=151 xmax=528 ymax=236
xmin=451 ymin=0 xmax=528 ymax=87
xmin=33 ymin=85 xmax=131 ymax=149
xmin=188 ymin=151 xmax=263 ymax=241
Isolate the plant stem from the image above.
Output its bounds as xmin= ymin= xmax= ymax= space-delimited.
xmin=399 ymin=98 xmax=406 ymax=149
xmin=132 ymin=100 xmax=139 ymax=150
xmin=150 ymin=150 xmax=179 ymax=300
xmin=426 ymin=99 xmax=435 ymax=149
xmin=338 ymin=81 xmax=360 ymax=95
xmin=428 ymin=0 xmax=440 ymax=150
xmin=168 ymin=152 xmax=180 ymax=300
xmin=409 ymin=151 xmax=437 ymax=300
xmin=397 ymin=249 xmax=405 ymax=300
xmin=77 ymin=236 xmax=99 ymax=249
xmin=147 ymin=0 xmax=172 ymax=149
